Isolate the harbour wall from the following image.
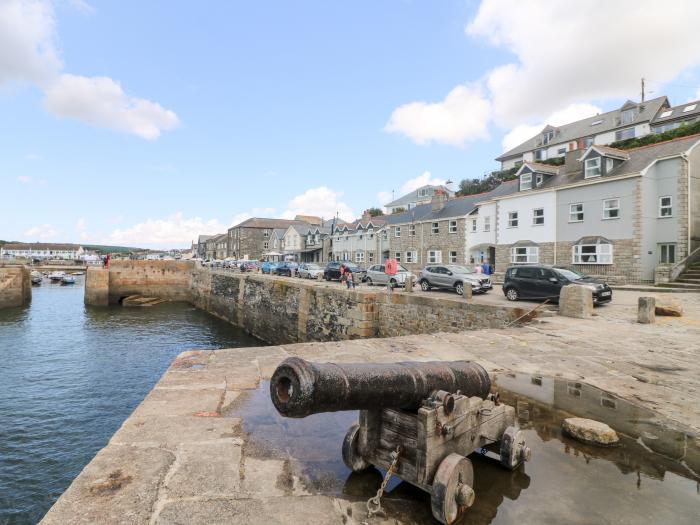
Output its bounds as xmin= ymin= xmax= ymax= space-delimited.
xmin=0 ymin=264 xmax=31 ymax=309
xmin=86 ymin=260 xmax=534 ymax=344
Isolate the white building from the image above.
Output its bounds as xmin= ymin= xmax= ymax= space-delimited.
xmin=0 ymin=243 xmax=84 ymax=260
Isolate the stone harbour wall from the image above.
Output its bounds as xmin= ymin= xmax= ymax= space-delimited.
xmin=87 ymin=261 xmax=533 ymax=345
xmin=0 ymin=264 xmax=31 ymax=309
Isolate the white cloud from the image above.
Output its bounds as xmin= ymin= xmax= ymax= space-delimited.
xmin=106 ymin=213 xmax=227 ymax=247
xmin=280 ymin=186 xmax=354 ymax=222
xmin=377 ymin=171 xmax=447 ymax=206
xmin=467 ymin=0 xmax=700 ymax=126
xmin=68 ymin=0 xmax=94 ymax=14
xmin=24 ymin=223 xmax=57 ymax=240
xmin=501 ymin=103 xmax=602 ymax=152
xmin=76 ymin=217 xmax=89 ymax=240
xmin=384 ymin=83 xmax=491 ymax=146
xmin=17 ymin=175 xmax=32 ymax=183
xmin=0 ymin=0 xmax=178 ymax=139
xmin=44 ymin=74 xmax=180 ymax=140
xmin=0 ymin=0 xmax=60 ymax=86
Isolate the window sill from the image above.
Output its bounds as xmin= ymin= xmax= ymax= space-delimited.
xmin=658 ymin=215 xmax=674 ymax=219
xmin=568 ymin=220 xmax=584 ymax=223
xmin=601 ymin=217 xmax=620 ymax=220
xmin=532 ymin=223 xmax=545 ymax=226
xmin=506 ymin=225 xmax=519 ymax=229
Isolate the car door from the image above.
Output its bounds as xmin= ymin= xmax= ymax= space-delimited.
xmin=370 ymin=265 xmax=385 ymax=285
xmin=514 ymin=266 xmax=537 ymax=298
xmin=537 ymin=268 xmax=562 ymax=299
xmin=431 ymin=266 xmax=449 ymax=288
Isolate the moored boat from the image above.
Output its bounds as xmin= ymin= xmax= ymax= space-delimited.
xmin=31 ymin=271 xmax=43 ymax=285
xmin=48 ymin=271 xmax=66 ymax=282
xmin=61 ymin=275 xmax=76 ymax=285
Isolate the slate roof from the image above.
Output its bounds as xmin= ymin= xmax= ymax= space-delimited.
xmin=231 ymin=218 xmax=309 ymax=230
xmin=197 ymin=235 xmax=214 ymax=243
xmin=651 ymin=99 xmax=700 ymax=125
xmin=269 ymin=228 xmax=287 ymax=239
xmin=2 ymin=243 xmax=81 ymax=251
xmin=384 ymin=180 xmax=520 ymax=225
xmin=496 ymin=96 xmax=669 ymax=161
xmin=519 ymin=162 xmax=561 ymax=175
xmin=583 ymin=145 xmax=630 ymax=160
xmin=519 ymin=134 xmax=700 ymax=192
xmin=384 ymin=184 xmax=455 ymax=208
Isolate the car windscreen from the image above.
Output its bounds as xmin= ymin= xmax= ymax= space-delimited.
xmin=397 ymin=265 xmax=409 ymax=272
xmin=306 ymin=264 xmax=320 ymax=270
xmin=448 ymin=266 xmax=475 ymax=274
xmin=554 ymin=268 xmax=582 ymax=281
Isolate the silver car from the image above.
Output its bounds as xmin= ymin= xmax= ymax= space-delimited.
xmin=419 ymin=265 xmax=492 ymax=295
xmin=365 ymin=264 xmax=415 ymax=288
xmin=298 ymin=263 xmax=324 ymax=279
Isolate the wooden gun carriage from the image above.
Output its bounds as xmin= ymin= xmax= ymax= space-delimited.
xmin=271 ymin=358 xmax=531 ymax=524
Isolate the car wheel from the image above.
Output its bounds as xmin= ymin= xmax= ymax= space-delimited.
xmin=505 ymin=287 xmax=519 ymax=301
xmin=390 ymin=279 xmax=397 ymax=288
xmin=420 ymin=279 xmax=431 ymax=291
xmin=366 ymin=278 xmax=373 ymax=286
xmin=455 ymin=282 xmax=464 ymax=295
xmin=325 ymin=274 xmax=330 ymax=281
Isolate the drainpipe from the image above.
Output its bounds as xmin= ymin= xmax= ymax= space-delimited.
xmin=553 ymin=194 xmax=558 ymax=265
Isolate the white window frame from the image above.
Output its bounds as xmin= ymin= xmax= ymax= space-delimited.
xmin=584 ymin=157 xmax=601 ymax=178
xmin=470 ymin=219 xmax=476 ymax=233
xmin=659 ymin=196 xmax=673 ymax=217
xmin=263 ymin=241 xmax=269 ymax=250
xmin=431 ymin=222 xmax=439 ymax=234
xmin=615 ymin=127 xmax=635 ymax=141
xmin=659 ymin=243 xmax=676 ymax=264
xmin=449 ymin=251 xmax=458 ymax=263
xmin=484 ymin=216 xmax=491 ymax=232
xmin=405 ymin=251 xmax=416 ymax=263
xmin=409 ymin=224 xmax=416 ymax=236
xmin=572 ymin=243 xmax=613 ymax=265
xmin=394 ymin=252 xmax=401 ymax=263
xmin=355 ymin=251 xmax=365 ymax=263
xmin=621 ymin=108 xmax=636 ymax=125
xmin=606 ymin=158 xmax=614 ymax=172
xmin=395 ymin=226 xmax=401 ymax=237
xmin=532 ymin=208 xmax=544 ymax=226
xmin=510 ymin=246 xmax=538 ymax=264
xmin=450 ymin=220 xmax=458 ymax=233
xmin=520 ymin=173 xmax=533 ymax=190
xmin=569 ymin=203 xmax=584 ymax=222
xmin=368 ymin=252 xmax=374 ymax=263
xmin=535 ymin=148 xmax=547 ymax=161
xmin=507 ymin=211 xmax=518 ymax=228
xmin=603 ymin=198 xmax=620 ymax=220
xmin=427 ymin=250 xmax=442 ymax=264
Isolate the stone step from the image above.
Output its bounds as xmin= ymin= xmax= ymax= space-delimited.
xmin=122 ymin=295 xmax=167 ymax=307
xmin=664 ymin=282 xmax=700 ymax=289
xmin=675 ymin=278 xmax=700 ymax=284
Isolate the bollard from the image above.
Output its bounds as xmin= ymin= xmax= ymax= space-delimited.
xmin=405 ymin=275 xmax=413 ymax=293
xmin=637 ymin=296 xmax=656 ymax=324
xmin=559 ymin=284 xmax=593 ymax=318
xmin=462 ymin=283 xmax=472 ymax=300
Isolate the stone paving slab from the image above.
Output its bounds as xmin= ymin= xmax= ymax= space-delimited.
xmin=41 ymin=293 xmax=700 ymax=524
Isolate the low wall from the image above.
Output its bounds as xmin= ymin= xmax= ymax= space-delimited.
xmin=86 ymin=261 xmax=534 ymax=344
xmin=0 ymin=265 xmax=31 ymax=309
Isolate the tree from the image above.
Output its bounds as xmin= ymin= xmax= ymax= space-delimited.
xmin=366 ymin=207 xmax=384 ymax=217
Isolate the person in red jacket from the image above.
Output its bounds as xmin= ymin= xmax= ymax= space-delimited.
xmin=384 ymin=257 xmax=397 ymax=292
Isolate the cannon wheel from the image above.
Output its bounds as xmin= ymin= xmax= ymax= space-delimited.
xmin=499 ymin=425 xmax=531 ymax=470
xmin=342 ymin=423 xmax=370 ymax=472
xmin=431 ymin=453 xmax=475 ymax=524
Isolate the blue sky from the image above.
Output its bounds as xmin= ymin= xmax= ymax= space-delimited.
xmin=3 ymin=0 xmax=700 ymax=248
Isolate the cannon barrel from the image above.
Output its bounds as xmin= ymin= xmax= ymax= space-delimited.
xmin=270 ymin=357 xmax=491 ymax=418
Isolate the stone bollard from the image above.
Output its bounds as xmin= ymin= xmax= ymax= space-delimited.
xmin=558 ymin=284 xmax=593 ymax=318
xmin=404 ymin=275 xmax=413 ymax=293
xmin=638 ymin=296 xmax=656 ymax=324
xmin=462 ymin=283 xmax=472 ymax=301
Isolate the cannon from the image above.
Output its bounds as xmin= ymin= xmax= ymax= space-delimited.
xmin=270 ymin=357 xmax=531 ymax=524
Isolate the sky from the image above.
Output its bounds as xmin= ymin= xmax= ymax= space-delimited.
xmin=2 ymin=0 xmax=700 ymax=249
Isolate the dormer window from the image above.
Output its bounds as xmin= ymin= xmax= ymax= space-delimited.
xmin=536 ymin=174 xmax=543 ymax=186
xmin=520 ymin=173 xmax=532 ymax=190
xmin=417 ymin=188 xmax=429 ymax=197
xmin=621 ymin=108 xmax=636 ymax=125
xmin=543 ymin=130 xmax=554 ymax=145
xmin=585 ymin=157 xmax=601 ymax=178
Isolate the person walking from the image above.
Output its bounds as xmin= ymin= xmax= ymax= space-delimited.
xmin=384 ymin=257 xmax=397 ymax=293
xmin=345 ymin=267 xmax=354 ymax=289
xmin=339 ymin=264 xmax=346 ymax=285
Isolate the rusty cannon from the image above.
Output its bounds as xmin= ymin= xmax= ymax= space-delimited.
xmin=270 ymin=357 xmax=531 ymax=524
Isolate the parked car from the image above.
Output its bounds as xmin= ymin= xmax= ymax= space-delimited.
xmin=242 ymin=261 xmax=258 ymax=271
xmin=298 ymin=263 xmax=324 ymax=279
xmin=365 ymin=264 xmax=415 ymax=288
xmin=323 ymin=261 xmax=367 ymax=282
xmin=261 ymin=261 xmax=279 ymax=274
xmin=418 ymin=265 xmax=491 ymax=295
xmin=502 ymin=265 xmax=613 ymax=304
xmin=275 ymin=262 xmax=299 ymax=277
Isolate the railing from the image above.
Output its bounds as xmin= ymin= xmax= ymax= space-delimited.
xmin=669 ymin=245 xmax=700 ymax=282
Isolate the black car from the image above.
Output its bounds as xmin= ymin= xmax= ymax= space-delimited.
xmin=275 ymin=262 xmax=299 ymax=277
xmin=502 ymin=265 xmax=612 ymax=304
xmin=323 ymin=261 xmax=367 ymax=282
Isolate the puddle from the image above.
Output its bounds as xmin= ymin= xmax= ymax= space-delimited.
xmin=227 ymin=377 xmax=699 ymax=524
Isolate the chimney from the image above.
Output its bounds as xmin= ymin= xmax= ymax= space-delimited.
xmin=361 ymin=209 xmax=372 ymax=220
xmin=564 ymin=149 xmax=583 ymax=174
xmin=431 ymin=189 xmax=448 ymax=212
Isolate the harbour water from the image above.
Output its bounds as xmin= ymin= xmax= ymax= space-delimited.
xmin=0 ymin=277 xmax=261 ymax=524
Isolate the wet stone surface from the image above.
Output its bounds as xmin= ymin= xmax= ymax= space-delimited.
xmin=229 ymin=379 xmax=700 ymax=524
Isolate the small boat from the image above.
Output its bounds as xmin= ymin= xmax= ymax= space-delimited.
xmin=61 ymin=275 xmax=76 ymax=285
xmin=31 ymin=271 xmax=43 ymax=285
xmin=72 ymin=271 xmax=85 ymax=275
xmin=48 ymin=271 xmax=66 ymax=282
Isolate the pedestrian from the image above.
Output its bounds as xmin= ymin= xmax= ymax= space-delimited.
xmin=104 ymin=254 xmax=110 ymax=268
xmin=385 ymin=257 xmax=397 ymax=293
xmin=482 ymin=259 xmax=492 ymax=276
xmin=345 ymin=267 xmax=354 ymax=289
xmin=474 ymin=262 xmax=482 ymax=274
xmin=339 ymin=264 xmax=346 ymax=285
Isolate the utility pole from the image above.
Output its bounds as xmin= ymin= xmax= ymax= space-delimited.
xmin=641 ymin=77 xmax=645 ymax=103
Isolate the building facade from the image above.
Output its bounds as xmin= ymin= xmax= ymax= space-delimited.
xmin=227 ymin=218 xmax=309 ymax=260
xmin=383 ymin=184 xmax=455 ymax=214
xmin=0 ymin=243 xmax=84 ymax=260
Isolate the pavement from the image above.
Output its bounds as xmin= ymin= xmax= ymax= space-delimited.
xmin=40 ymin=284 xmax=700 ymax=525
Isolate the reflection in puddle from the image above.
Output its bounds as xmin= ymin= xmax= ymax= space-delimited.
xmin=227 ymin=377 xmax=699 ymax=524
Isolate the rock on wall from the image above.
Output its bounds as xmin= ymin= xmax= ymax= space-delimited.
xmin=0 ymin=265 xmax=31 ymax=309
xmin=107 ymin=260 xmax=195 ymax=304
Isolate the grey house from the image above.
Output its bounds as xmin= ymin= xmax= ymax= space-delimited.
xmin=384 ymin=184 xmax=455 ymax=214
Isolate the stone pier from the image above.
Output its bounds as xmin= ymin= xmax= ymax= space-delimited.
xmin=0 ymin=264 xmax=31 ymax=309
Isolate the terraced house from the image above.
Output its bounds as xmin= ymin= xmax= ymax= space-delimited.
xmin=492 ymin=134 xmax=700 ymax=284
xmin=227 ymin=217 xmax=316 ymax=260
xmin=331 ymin=214 xmax=387 ymax=265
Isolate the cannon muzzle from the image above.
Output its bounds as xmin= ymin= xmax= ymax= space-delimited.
xmin=270 ymin=357 xmax=491 ymax=418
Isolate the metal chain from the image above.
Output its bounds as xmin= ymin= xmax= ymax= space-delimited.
xmin=366 ymin=446 xmax=401 ymax=519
